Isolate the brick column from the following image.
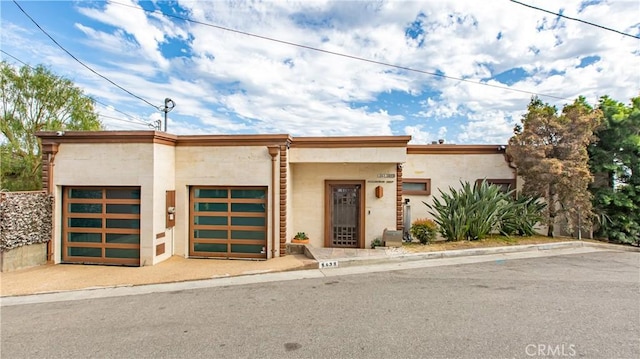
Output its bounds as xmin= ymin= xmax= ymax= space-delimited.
xmin=396 ymin=163 xmax=403 ymax=231
xmin=278 ymin=144 xmax=288 ymax=256
xmin=40 ymin=142 xmax=59 ymax=193
xmin=40 ymin=142 xmax=58 ymax=263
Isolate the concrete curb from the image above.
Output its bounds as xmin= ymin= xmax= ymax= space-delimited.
xmin=309 ymin=241 xmax=639 ymax=268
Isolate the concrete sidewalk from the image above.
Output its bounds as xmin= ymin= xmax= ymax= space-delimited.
xmin=1 ymin=241 xmax=636 ymax=299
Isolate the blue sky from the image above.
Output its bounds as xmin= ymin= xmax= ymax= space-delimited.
xmin=1 ymin=0 xmax=638 ymax=144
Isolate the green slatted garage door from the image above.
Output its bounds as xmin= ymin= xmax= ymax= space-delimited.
xmin=62 ymin=187 xmax=140 ymax=266
xmin=190 ymin=187 xmax=267 ymax=259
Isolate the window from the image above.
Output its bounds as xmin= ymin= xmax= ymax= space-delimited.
xmin=403 ymin=179 xmax=431 ymax=195
xmin=476 ymin=179 xmax=515 ymax=194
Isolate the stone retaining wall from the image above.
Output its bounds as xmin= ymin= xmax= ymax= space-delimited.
xmin=0 ymin=191 xmax=53 ymax=271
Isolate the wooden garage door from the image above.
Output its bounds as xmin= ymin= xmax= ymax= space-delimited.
xmin=190 ymin=187 xmax=267 ymax=259
xmin=62 ymin=187 xmax=140 ymax=266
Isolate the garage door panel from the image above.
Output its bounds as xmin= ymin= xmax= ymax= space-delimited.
xmin=68 ymin=233 xmax=102 ymax=243
xmin=231 ymin=230 xmax=265 ymax=240
xmin=106 ymin=204 xmax=140 ymax=214
xmin=105 ymin=188 xmax=140 ymax=199
xmin=194 ymin=188 xmax=228 ymax=198
xmin=230 ymin=189 xmax=265 ymax=198
xmin=230 ymin=203 xmax=265 ymax=212
xmin=194 ymin=203 xmax=228 ymax=212
xmin=68 ymin=188 xmax=103 ymax=199
xmin=194 ymin=229 xmax=228 ymax=239
xmin=69 ymin=203 xmax=103 ymax=213
xmin=193 ymin=216 xmax=227 ymax=225
xmin=63 ymin=187 xmax=140 ymax=266
xmin=190 ymin=186 xmax=267 ymax=259
xmin=106 ymin=218 xmax=140 ymax=229
xmin=105 ymin=233 xmax=140 ymax=244
xmin=231 ymin=244 xmax=264 ymax=254
xmin=67 ymin=248 xmax=102 ymax=257
xmin=68 ymin=217 xmax=102 ymax=228
xmin=193 ymin=242 xmax=227 ymax=253
xmin=105 ymin=248 xmax=139 ymax=258
xmin=231 ymin=216 xmax=266 ymax=226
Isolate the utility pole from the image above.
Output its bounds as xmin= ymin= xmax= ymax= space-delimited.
xmin=162 ymin=98 xmax=175 ymax=132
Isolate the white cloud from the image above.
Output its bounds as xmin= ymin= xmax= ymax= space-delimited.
xmin=77 ymin=0 xmax=175 ymax=69
xmin=457 ymin=110 xmax=518 ymax=144
xmin=1 ymin=0 xmax=637 ymax=144
xmin=404 ymin=125 xmax=433 ymax=144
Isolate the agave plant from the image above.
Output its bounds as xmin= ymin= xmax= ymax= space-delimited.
xmin=425 ymin=180 xmax=515 ymax=241
xmin=499 ymin=194 xmax=547 ymax=236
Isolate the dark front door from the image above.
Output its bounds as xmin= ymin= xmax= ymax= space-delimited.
xmin=325 ymin=181 xmax=365 ymax=248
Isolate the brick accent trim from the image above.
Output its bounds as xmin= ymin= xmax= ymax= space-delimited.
xmin=396 ymin=163 xmax=403 ymax=231
xmin=40 ymin=142 xmax=59 ymax=194
xmin=279 ymin=144 xmax=289 ymax=256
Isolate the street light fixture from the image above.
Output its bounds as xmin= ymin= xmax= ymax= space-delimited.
xmin=162 ymin=97 xmax=175 ymax=132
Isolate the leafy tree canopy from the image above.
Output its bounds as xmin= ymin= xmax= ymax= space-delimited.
xmin=1 ymin=62 xmax=103 ymax=191
xmin=589 ymin=96 xmax=640 ymax=245
xmin=507 ymin=96 xmax=601 ymax=237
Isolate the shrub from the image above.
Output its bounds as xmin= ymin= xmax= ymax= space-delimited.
xmin=410 ymin=218 xmax=438 ymax=244
xmin=370 ymin=237 xmax=383 ymax=248
xmin=499 ymin=194 xmax=547 ymax=236
xmin=424 ymin=181 xmax=547 ymax=241
xmin=425 ymin=180 xmax=514 ymax=241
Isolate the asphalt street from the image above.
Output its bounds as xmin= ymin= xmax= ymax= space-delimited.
xmin=1 ymin=250 xmax=638 ymax=358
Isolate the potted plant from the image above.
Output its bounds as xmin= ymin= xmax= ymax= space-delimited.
xmin=292 ymin=232 xmax=309 ymax=244
xmin=370 ymin=237 xmax=384 ymax=249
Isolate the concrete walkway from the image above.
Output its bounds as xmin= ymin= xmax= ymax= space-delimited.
xmin=1 ymin=241 xmax=636 ymax=302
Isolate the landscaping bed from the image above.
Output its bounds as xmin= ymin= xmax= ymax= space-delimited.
xmin=402 ymin=235 xmax=578 ymax=253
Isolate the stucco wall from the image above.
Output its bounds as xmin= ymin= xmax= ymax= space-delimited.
xmin=403 ymin=153 xmax=516 ymax=223
xmin=52 ymin=143 xmax=155 ymax=265
xmin=174 ymin=146 xmax=274 ymax=257
xmin=290 ymin=163 xmax=398 ymax=248
xmin=290 ymin=147 xmax=406 ymax=163
xmin=152 ymin=143 xmax=176 ymax=264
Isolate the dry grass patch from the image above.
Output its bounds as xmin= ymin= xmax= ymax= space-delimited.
xmin=402 ymin=235 xmax=575 ymax=253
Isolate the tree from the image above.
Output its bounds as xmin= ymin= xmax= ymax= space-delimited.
xmin=588 ymin=96 xmax=640 ymax=245
xmin=1 ymin=62 xmax=102 ymax=191
xmin=507 ymin=97 xmax=601 ymax=237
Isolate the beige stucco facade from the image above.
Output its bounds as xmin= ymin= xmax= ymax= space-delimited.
xmin=174 ymin=145 xmax=277 ymax=258
xmin=37 ymin=131 xmax=514 ymax=266
xmin=404 ymin=151 xmax=517 ymax=222
xmin=51 ymin=142 xmax=157 ymax=265
xmin=290 ymin=163 xmax=398 ymax=248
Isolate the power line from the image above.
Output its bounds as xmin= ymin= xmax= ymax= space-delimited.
xmin=1 ymin=49 xmax=151 ymax=126
xmin=98 ymin=114 xmax=153 ymax=128
xmin=110 ymin=0 xmax=571 ymax=101
xmin=0 ymin=49 xmax=30 ymax=67
xmin=510 ymin=0 xmax=640 ymax=40
xmin=12 ymin=0 xmax=161 ymax=109
xmin=91 ymin=99 xmax=151 ymax=125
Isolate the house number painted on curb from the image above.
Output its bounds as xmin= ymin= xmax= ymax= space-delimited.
xmin=319 ymin=260 xmax=339 ymax=269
